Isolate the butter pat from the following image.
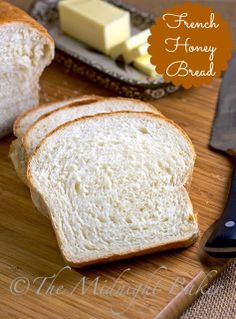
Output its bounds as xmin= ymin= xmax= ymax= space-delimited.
xmin=110 ymin=28 xmax=150 ymax=59
xmin=124 ymin=29 xmax=150 ymax=51
xmin=123 ymin=43 xmax=148 ymax=64
xmin=134 ymin=54 xmax=160 ymax=78
xmin=58 ymin=0 xmax=130 ymax=55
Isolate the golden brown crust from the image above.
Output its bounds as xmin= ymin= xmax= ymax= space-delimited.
xmin=13 ymin=95 xmax=103 ymax=136
xmin=9 ymin=138 xmax=32 ymax=186
xmin=13 ymin=104 xmax=38 ymax=136
xmin=64 ymin=234 xmax=198 ymax=268
xmin=28 ymin=98 xmax=100 ymax=123
xmin=104 ymin=97 xmax=162 ymax=116
xmin=0 ymin=1 xmax=54 ymax=47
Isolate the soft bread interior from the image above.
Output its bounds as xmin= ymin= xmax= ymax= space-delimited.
xmin=10 ymin=96 xmax=101 ymax=184
xmin=11 ymin=98 xmax=160 ymax=187
xmin=14 ymin=95 xmax=101 ymax=138
xmin=23 ymin=98 xmax=161 ymax=157
xmin=28 ymin=112 xmax=198 ymax=266
xmin=0 ymin=23 xmax=54 ymax=137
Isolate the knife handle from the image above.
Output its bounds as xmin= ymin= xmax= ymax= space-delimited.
xmin=219 ymin=164 xmax=236 ymax=227
xmin=205 ymin=163 xmax=236 ymax=257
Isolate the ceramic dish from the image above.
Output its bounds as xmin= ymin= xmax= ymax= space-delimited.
xmin=30 ymin=0 xmax=179 ymax=99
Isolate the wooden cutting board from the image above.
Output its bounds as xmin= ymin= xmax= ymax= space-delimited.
xmin=0 ymin=61 xmax=232 ymax=319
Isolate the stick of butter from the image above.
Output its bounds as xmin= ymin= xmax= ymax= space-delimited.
xmin=109 ymin=28 xmax=150 ymax=60
xmin=58 ymin=0 xmax=131 ymax=55
xmin=134 ymin=54 xmax=161 ymax=78
xmin=123 ymin=43 xmax=148 ymax=64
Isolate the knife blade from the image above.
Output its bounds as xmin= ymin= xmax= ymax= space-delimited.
xmin=210 ymin=51 xmax=236 ymax=154
xmin=205 ymin=52 xmax=236 ymax=257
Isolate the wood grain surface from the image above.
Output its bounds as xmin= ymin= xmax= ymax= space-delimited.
xmin=0 ymin=60 xmax=232 ymax=319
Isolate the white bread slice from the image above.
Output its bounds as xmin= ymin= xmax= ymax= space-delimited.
xmin=10 ymin=95 xmax=101 ymax=184
xmin=23 ymin=98 xmax=161 ymax=157
xmin=26 ymin=99 xmax=160 ymax=217
xmin=26 ymin=98 xmax=162 ymax=217
xmin=10 ymin=98 xmax=160 ymax=188
xmin=27 ymin=112 xmax=198 ymax=267
xmin=13 ymin=95 xmax=102 ymax=138
xmin=0 ymin=1 xmax=54 ymax=137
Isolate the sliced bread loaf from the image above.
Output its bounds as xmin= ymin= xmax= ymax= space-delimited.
xmin=23 ymin=98 xmax=161 ymax=158
xmin=27 ymin=111 xmax=198 ymax=267
xmin=0 ymin=1 xmax=54 ymax=137
xmin=10 ymin=98 xmax=160 ymax=188
xmin=13 ymin=95 xmax=101 ymax=138
xmin=10 ymin=95 xmax=100 ymax=184
xmin=27 ymin=99 xmax=161 ymax=216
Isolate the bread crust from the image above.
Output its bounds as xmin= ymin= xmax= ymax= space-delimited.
xmin=13 ymin=95 xmax=102 ymax=137
xmin=64 ymin=234 xmax=198 ymax=268
xmin=0 ymin=1 xmax=54 ymax=47
xmin=9 ymin=138 xmax=28 ymax=185
xmin=27 ymin=111 xmax=198 ymax=267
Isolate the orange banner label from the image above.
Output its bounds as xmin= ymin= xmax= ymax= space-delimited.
xmin=148 ymin=2 xmax=234 ymax=88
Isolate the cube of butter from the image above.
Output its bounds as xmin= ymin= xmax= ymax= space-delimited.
xmin=109 ymin=28 xmax=150 ymax=60
xmin=123 ymin=43 xmax=148 ymax=64
xmin=123 ymin=29 xmax=150 ymax=52
xmin=58 ymin=0 xmax=131 ymax=55
xmin=134 ymin=54 xmax=161 ymax=78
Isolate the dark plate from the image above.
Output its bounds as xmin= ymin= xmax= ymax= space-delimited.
xmin=30 ymin=0 xmax=179 ymax=99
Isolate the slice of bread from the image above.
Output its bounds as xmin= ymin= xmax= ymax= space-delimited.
xmin=26 ymin=99 xmax=160 ymax=217
xmin=10 ymin=97 xmax=160 ymax=189
xmin=13 ymin=95 xmax=101 ymax=138
xmin=27 ymin=111 xmax=198 ymax=267
xmin=10 ymin=95 xmax=101 ymax=184
xmin=23 ymin=98 xmax=161 ymax=158
xmin=0 ymin=1 xmax=54 ymax=137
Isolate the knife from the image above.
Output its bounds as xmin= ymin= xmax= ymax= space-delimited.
xmin=205 ymin=52 xmax=236 ymax=258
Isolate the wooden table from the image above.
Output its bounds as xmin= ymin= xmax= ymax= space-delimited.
xmin=2 ymin=0 xmax=235 ymax=317
xmin=0 ymin=60 xmax=232 ymax=318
